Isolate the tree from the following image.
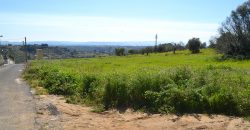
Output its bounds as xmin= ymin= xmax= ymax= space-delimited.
xmin=128 ymin=49 xmax=139 ymax=54
xmin=201 ymin=42 xmax=207 ymax=49
xmin=208 ymin=37 xmax=217 ymax=48
xmin=216 ymin=1 xmax=250 ymax=58
xmin=155 ymin=43 xmax=185 ymax=53
xmin=157 ymin=44 xmax=167 ymax=52
xmin=173 ymin=43 xmax=176 ymax=54
xmin=141 ymin=47 xmax=153 ymax=56
xmin=187 ymin=38 xmax=201 ymax=54
xmin=115 ymin=48 xmax=125 ymax=56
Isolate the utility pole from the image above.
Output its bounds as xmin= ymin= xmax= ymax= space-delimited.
xmin=155 ymin=34 xmax=158 ymax=46
xmin=154 ymin=34 xmax=158 ymax=52
xmin=0 ymin=35 xmax=3 ymax=55
xmin=0 ymin=35 xmax=3 ymax=46
xmin=24 ymin=37 xmax=28 ymax=63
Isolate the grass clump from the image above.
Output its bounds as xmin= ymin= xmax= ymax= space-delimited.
xmin=103 ymin=73 xmax=129 ymax=109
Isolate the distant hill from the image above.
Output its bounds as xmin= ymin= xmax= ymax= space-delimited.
xmin=2 ymin=41 xmax=157 ymax=46
xmin=31 ymin=41 xmax=157 ymax=46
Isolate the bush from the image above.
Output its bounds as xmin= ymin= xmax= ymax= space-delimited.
xmin=170 ymin=66 xmax=192 ymax=86
xmin=103 ymin=74 xmax=129 ymax=108
xmin=43 ymin=72 xmax=78 ymax=95
xmin=36 ymin=67 xmax=78 ymax=95
xmin=209 ymin=91 xmax=239 ymax=115
xmin=81 ymin=74 xmax=98 ymax=97
xmin=129 ymin=71 xmax=160 ymax=109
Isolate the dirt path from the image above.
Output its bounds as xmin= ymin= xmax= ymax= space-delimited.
xmin=35 ymin=95 xmax=250 ymax=130
xmin=0 ymin=64 xmax=35 ymax=130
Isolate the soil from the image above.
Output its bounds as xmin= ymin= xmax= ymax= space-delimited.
xmin=34 ymin=95 xmax=250 ymax=130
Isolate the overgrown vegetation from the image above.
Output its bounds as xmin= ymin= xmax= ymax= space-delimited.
xmin=24 ymin=49 xmax=250 ymax=117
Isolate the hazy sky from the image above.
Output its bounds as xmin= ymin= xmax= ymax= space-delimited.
xmin=0 ymin=0 xmax=247 ymax=43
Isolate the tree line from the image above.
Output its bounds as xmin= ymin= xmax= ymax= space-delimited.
xmin=116 ymin=1 xmax=250 ymax=59
xmin=115 ymin=39 xmax=206 ymax=56
xmin=210 ymin=1 xmax=250 ymax=59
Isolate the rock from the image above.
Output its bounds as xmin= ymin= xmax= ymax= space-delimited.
xmin=47 ymin=103 xmax=60 ymax=116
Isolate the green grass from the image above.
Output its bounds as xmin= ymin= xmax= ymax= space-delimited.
xmin=24 ymin=49 xmax=250 ymax=117
xmin=27 ymin=49 xmax=250 ymax=75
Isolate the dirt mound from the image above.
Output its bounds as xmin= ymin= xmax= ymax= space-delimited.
xmin=35 ymin=95 xmax=250 ymax=130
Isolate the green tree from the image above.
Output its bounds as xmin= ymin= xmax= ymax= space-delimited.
xmin=200 ymin=42 xmax=207 ymax=49
xmin=187 ymin=38 xmax=201 ymax=54
xmin=208 ymin=37 xmax=217 ymax=48
xmin=128 ymin=49 xmax=139 ymax=54
xmin=115 ymin=48 xmax=125 ymax=56
xmin=216 ymin=1 xmax=250 ymax=58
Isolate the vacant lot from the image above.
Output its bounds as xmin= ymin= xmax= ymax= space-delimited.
xmin=25 ymin=49 xmax=250 ymax=118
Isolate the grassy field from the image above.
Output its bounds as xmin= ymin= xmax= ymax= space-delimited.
xmin=24 ymin=49 xmax=250 ymax=117
xmin=27 ymin=49 xmax=250 ymax=74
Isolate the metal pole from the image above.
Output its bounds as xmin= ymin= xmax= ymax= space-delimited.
xmin=25 ymin=37 xmax=28 ymax=63
xmin=155 ymin=34 xmax=158 ymax=46
xmin=0 ymin=35 xmax=3 ymax=46
xmin=154 ymin=34 xmax=158 ymax=52
xmin=0 ymin=35 xmax=3 ymax=58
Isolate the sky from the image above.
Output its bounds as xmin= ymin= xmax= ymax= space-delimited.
xmin=0 ymin=0 xmax=247 ymax=44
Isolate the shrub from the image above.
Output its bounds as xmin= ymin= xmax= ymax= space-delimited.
xmin=103 ymin=74 xmax=129 ymax=108
xmin=170 ymin=66 xmax=192 ymax=87
xmin=45 ymin=72 xmax=77 ymax=95
xmin=129 ymin=71 xmax=159 ymax=109
xmin=81 ymin=74 xmax=98 ymax=97
xmin=38 ymin=67 xmax=78 ymax=95
xmin=209 ymin=91 xmax=239 ymax=115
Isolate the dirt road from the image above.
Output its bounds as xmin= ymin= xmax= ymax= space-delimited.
xmin=0 ymin=64 xmax=35 ymax=130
